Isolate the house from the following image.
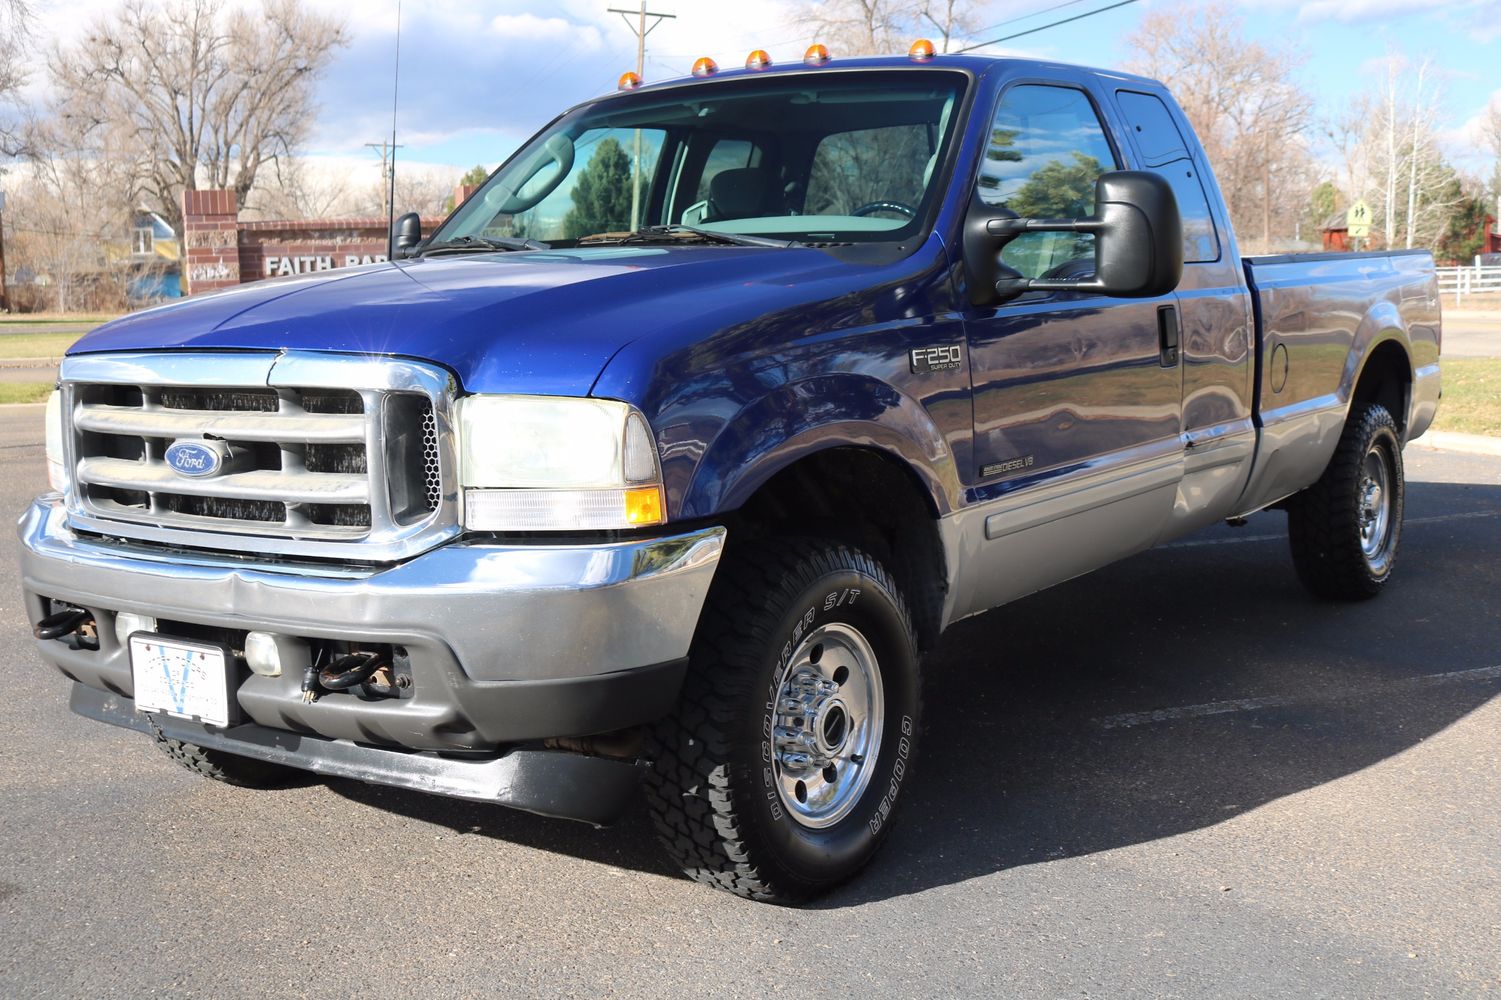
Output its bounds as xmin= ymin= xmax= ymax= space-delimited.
xmin=121 ymin=209 xmax=182 ymax=302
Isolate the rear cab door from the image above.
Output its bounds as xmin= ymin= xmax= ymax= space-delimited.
xmin=1107 ymin=84 xmax=1257 ymax=538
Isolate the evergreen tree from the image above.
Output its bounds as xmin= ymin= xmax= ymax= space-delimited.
xmin=563 ymin=138 xmax=635 ymax=239
xmin=445 ymin=165 xmax=491 ymax=212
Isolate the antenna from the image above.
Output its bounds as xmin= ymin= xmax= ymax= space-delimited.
xmin=386 ymin=0 xmax=403 ymax=258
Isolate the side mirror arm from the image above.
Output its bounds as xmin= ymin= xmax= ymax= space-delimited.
xmin=964 ymin=197 xmax=1103 ymax=307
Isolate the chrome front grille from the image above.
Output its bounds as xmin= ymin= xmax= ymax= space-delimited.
xmin=59 ymin=352 xmax=460 ymax=561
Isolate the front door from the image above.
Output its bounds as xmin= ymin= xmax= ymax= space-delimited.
xmin=959 ymin=79 xmax=1184 ymax=611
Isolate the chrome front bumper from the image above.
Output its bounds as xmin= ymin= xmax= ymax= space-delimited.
xmin=18 ymin=495 xmax=724 ymax=751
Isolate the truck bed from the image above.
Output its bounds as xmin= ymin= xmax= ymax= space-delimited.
xmin=1236 ymin=248 xmax=1441 ymax=513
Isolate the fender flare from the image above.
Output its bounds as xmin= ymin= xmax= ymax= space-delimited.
xmin=678 ymin=373 xmax=963 ymax=520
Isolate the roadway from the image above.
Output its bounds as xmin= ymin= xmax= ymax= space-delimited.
xmin=1 ymin=407 xmax=1499 ymax=997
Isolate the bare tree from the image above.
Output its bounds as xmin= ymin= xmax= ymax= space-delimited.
xmin=919 ymin=0 xmax=977 ymax=52
xmin=1346 ymin=55 xmax=1464 ymax=250
xmin=1125 ymin=2 xmax=1315 ymax=252
xmin=8 ymin=115 xmax=141 ymax=311
xmin=244 ymin=156 xmax=361 ymax=221
xmin=49 ymin=0 xmax=347 ymax=236
xmin=1483 ymin=100 xmax=1501 ymax=202
xmin=0 ymin=0 xmax=33 ymax=156
xmin=795 ymin=0 xmax=978 ymax=55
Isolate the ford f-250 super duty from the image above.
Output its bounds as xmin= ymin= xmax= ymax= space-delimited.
xmin=19 ymin=51 xmax=1441 ymax=903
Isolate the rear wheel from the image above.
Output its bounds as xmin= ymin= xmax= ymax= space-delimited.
xmin=645 ymin=539 xmax=921 ymax=903
xmin=1287 ymin=402 xmax=1404 ymax=600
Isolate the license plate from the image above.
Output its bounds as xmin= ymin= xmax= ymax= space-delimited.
xmin=129 ymin=634 xmax=233 ymax=728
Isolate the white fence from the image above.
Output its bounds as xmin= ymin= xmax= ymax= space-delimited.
xmin=1437 ymin=265 xmax=1501 ymax=302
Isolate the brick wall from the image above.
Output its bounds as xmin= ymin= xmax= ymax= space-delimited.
xmin=181 ymin=190 xmax=241 ymax=295
xmin=180 ymin=188 xmax=453 ymax=296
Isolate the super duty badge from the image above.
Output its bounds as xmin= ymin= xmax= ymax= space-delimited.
xmin=910 ymin=344 xmax=963 ymax=374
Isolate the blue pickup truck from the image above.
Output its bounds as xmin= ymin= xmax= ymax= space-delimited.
xmin=19 ymin=52 xmax=1441 ymax=902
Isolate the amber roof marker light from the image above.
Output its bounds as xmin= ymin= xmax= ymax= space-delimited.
xmin=691 ymin=56 xmax=719 ymax=77
xmin=746 ymin=49 xmax=772 ymax=70
xmin=803 ymin=43 xmax=831 ymax=66
xmin=908 ymin=38 xmax=936 ymax=61
xmin=617 ymin=71 xmax=642 ymax=90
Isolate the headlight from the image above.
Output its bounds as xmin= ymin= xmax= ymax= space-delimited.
xmin=44 ymin=389 xmax=68 ymax=493
xmin=457 ymin=395 xmax=665 ymax=531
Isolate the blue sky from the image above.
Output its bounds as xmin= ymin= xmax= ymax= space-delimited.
xmin=24 ymin=0 xmax=1501 ymax=184
xmin=294 ymin=0 xmax=1500 ymax=178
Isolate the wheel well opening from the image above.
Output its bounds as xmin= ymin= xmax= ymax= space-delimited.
xmin=1352 ymin=341 xmax=1412 ymax=433
xmin=727 ymin=448 xmax=947 ymax=650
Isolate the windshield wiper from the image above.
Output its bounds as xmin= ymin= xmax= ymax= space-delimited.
xmin=582 ymin=225 xmax=803 ymax=249
xmin=420 ymin=234 xmax=550 ymax=256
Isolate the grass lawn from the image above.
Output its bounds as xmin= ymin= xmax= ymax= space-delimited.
xmin=0 ymin=332 xmax=80 ymax=359
xmin=0 ymin=383 xmax=53 ymax=405
xmin=1431 ymin=358 xmax=1501 ymax=437
xmin=0 ymin=314 xmax=116 ymax=326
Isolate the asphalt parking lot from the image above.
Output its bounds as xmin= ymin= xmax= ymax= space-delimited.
xmin=2 ymin=406 xmax=1499 ymax=999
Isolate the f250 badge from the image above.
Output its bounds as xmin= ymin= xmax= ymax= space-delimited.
xmin=910 ymin=344 xmax=963 ymax=374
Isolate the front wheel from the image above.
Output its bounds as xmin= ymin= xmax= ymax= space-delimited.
xmin=1287 ymin=402 xmax=1405 ymax=599
xmin=645 ymin=539 xmax=921 ymax=902
xmin=151 ymin=730 xmax=305 ymax=788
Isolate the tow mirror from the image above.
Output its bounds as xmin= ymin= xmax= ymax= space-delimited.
xmin=391 ymin=212 xmax=422 ymax=259
xmin=964 ymin=170 xmax=1183 ymax=307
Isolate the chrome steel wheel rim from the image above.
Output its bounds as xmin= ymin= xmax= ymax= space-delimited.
xmin=1358 ymin=448 xmax=1392 ymax=560
xmin=771 ymin=622 xmax=884 ymax=829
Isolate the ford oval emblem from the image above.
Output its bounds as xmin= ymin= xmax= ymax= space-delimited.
xmin=165 ymin=440 xmax=223 ymax=478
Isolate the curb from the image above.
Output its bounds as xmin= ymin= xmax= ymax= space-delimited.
xmin=1410 ymin=431 xmax=1501 ymax=457
xmin=0 ymin=357 xmax=62 ymax=369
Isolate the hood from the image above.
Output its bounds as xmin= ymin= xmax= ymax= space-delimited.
xmin=70 ymin=246 xmax=864 ymax=396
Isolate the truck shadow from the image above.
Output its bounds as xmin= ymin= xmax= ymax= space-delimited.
xmin=327 ymin=478 xmax=1501 ymax=905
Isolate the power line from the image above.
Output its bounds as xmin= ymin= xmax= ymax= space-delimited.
xmin=956 ymin=0 xmax=1142 ymax=53
xmin=965 ymin=0 xmax=1096 ymax=39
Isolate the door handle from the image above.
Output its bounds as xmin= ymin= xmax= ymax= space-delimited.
xmin=1157 ymin=305 xmax=1180 ymax=368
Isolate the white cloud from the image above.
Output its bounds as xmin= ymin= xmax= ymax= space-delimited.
xmin=1443 ymin=89 xmax=1501 ymax=171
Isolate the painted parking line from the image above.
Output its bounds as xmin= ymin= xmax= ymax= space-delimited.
xmin=1162 ymin=509 xmax=1501 ymax=549
xmin=1095 ymin=664 xmax=1501 ymax=730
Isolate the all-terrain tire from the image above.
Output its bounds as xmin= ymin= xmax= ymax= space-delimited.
xmin=645 ymin=539 xmax=921 ymax=903
xmin=1286 ymin=402 xmax=1405 ymax=600
xmin=151 ymin=730 xmax=305 ymax=788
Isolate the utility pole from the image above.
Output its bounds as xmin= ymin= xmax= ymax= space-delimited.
xmin=0 ymin=190 xmax=8 ymax=313
xmin=365 ymin=140 xmax=404 ymax=222
xmin=607 ymin=2 xmax=675 ymax=230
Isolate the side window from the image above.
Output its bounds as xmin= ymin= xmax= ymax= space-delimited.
xmin=979 ymin=84 xmax=1118 ymax=280
xmin=806 ymin=124 xmax=932 ymax=221
xmin=695 ymin=139 xmax=761 ymax=201
xmin=681 ymin=137 xmax=763 ymax=224
xmin=1115 ymin=90 xmax=1221 ymax=263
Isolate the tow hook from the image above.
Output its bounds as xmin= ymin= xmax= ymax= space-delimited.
xmin=33 ymin=607 xmax=93 ymax=641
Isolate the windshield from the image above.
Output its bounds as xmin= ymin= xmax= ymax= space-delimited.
xmin=433 ymin=70 xmax=967 ymax=248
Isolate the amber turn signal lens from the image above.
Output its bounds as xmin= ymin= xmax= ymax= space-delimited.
xmin=909 ymin=38 xmax=936 ymax=61
xmin=691 ymin=56 xmax=719 ymax=77
xmin=745 ymin=48 xmax=772 ymax=70
xmin=803 ymin=43 xmax=830 ymax=65
xmin=624 ymin=486 xmax=666 ymax=526
xmin=618 ymin=71 xmax=642 ymax=90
